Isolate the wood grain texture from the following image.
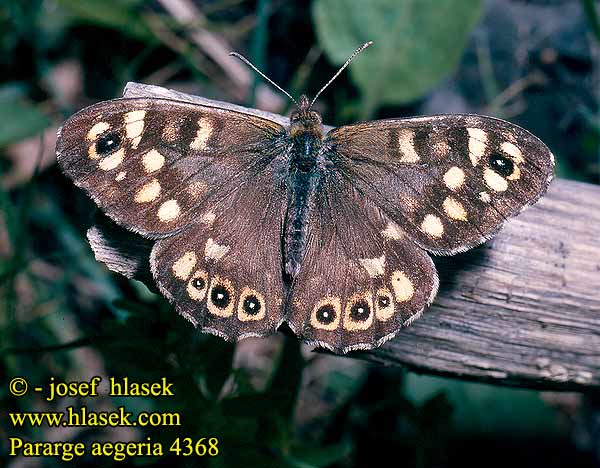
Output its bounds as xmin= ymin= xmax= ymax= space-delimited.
xmin=90 ymin=83 xmax=599 ymax=391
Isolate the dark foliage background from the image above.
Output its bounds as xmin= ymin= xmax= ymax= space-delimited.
xmin=1 ymin=0 xmax=599 ymax=467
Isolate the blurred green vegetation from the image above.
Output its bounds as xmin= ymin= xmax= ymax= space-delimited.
xmin=1 ymin=0 xmax=598 ymax=467
xmin=314 ymin=0 xmax=483 ymax=118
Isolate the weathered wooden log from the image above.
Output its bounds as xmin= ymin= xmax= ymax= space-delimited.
xmin=88 ymin=82 xmax=600 ymax=391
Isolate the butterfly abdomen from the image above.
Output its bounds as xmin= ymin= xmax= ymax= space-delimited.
xmin=283 ymin=130 xmax=324 ymax=280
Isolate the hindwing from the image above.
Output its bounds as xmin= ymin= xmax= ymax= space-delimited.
xmin=286 ymin=170 xmax=438 ymax=353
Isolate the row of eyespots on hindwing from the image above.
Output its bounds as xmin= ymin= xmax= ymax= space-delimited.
xmin=309 ymin=269 xmax=415 ymax=332
xmin=170 ymin=250 xmax=266 ymax=322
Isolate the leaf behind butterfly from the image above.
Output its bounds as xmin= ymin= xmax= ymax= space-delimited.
xmin=313 ymin=0 xmax=483 ymax=118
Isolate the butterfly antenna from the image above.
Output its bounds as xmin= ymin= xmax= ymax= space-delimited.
xmin=310 ymin=41 xmax=373 ymax=108
xmin=229 ymin=52 xmax=297 ymax=105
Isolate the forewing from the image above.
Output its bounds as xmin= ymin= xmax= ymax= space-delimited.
xmin=286 ymin=171 xmax=438 ymax=353
xmin=56 ymin=97 xmax=285 ymax=238
xmin=325 ymin=114 xmax=554 ymax=254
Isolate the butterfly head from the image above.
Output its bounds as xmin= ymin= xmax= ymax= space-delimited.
xmin=229 ymin=42 xmax=373 ymax=139
xmin=289 ymin=95 xmax=323 ymax=138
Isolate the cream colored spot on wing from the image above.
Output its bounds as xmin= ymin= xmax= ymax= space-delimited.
xmin=501 ymin=141 xmax=525 ymax=164
xmin=484 ymin=168 xmax=508 ymax=192
xmin=381 ymin=221 xmax=403 ymax=240
xmin=142 ymin=149 xmax=165 ymax=173
xmin=237 ymin=287 xmax=266 ymax=321
xmin=158 ymin=199 xmax=180 ymax=221
xmin=359 ymin=255 xmax=386 ymax=278
xmin=87 ymin=122 xmax=110 ymax=141
xmin=135 ymin=178 xmax=161 ymax=203
xmin=310 ymin=297 xmax=342 ymax=331
xmin=443 ymin=166 xmax=465 ymax=191
xmin=172 ymin=251 xmax=197 ymax=280
xmin=190 ymin=117 xmax=213 ymax=150
xmin=443 ymin=196 xmax=468 ymax=221
xmin=88 ymin=143 xmax=98 ymax=159
xmin=375 ymin=287 xmax=395 ymax=321
xmin=187 ymin=270 xmax=208 ymax=301
xmin=200 ymin=211 xmax=216 ymax=226
xmin=507 ymin=164 xmax=521 ymax=181
xmin=343 ymin=292 xmax=374 ymax=331
xmin=124 ymin=110 xmax=146 ymax=148
xmin=204 ymin=238 xmax=230 ymax=262
xmin=479 ymin=191 xmax=491 ymax=203
xmin=115 ymin=171 xmax=126 ymax=181
xmin=420 ymin=214 xmax=444 ymax=238
xmin=467 ymin=128 xmax=487 ymax=166
xmin=391 ymin=270 xmax=414 ymax=302
xmin=187 ymin=181 xmax=208 ymax=197
xmin=397 ymin=129 xmax=420 ymax=163
xmin=207 ymin=276 xmax=235 ymax=317
xmin=98 ymin=148 xmax=125 ymax=170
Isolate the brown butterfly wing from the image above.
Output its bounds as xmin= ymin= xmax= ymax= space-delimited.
xmin=286 ymin=170 xmax=438 ymax=353
xmin=325 ymin=114 xmax=554 ymax=254
xmin=57 ymin=98 xmax=289 ymax=340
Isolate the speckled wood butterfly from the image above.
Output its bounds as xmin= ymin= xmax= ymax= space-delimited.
xmin=56 ymin=43 xmax=554 ymax=353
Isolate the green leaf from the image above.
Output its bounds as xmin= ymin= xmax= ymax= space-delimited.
xmin=312 ymin=0 xmax=483 ymax=118
xmin=0 ymin=85 xmax=50 ymax=147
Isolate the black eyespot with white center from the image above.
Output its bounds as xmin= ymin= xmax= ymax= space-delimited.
xmin=316 ymin=304 xmax=336 ymax=325
xmin=242 ymin=295 xmax=261 ymax=316
xmin=191 ymin=277 xmax=205 ymax=290
xmin=96 ymin=131 xmax=122 ymax=155
xmin=378 ymin=295 xmax=390 ymax=308
xmin=489 ymin=152 xmax=514 ymax=177
xmin=210 ymin=285 xmax=230 ymax=309
xmin=350 ymin=300 xmax=371 ymax=322
xmin=374 ymin=290 xmax=395 ymax=321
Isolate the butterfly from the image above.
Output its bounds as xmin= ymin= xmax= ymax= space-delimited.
xmin=55 ymin=43 xmax=554 ymax=353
